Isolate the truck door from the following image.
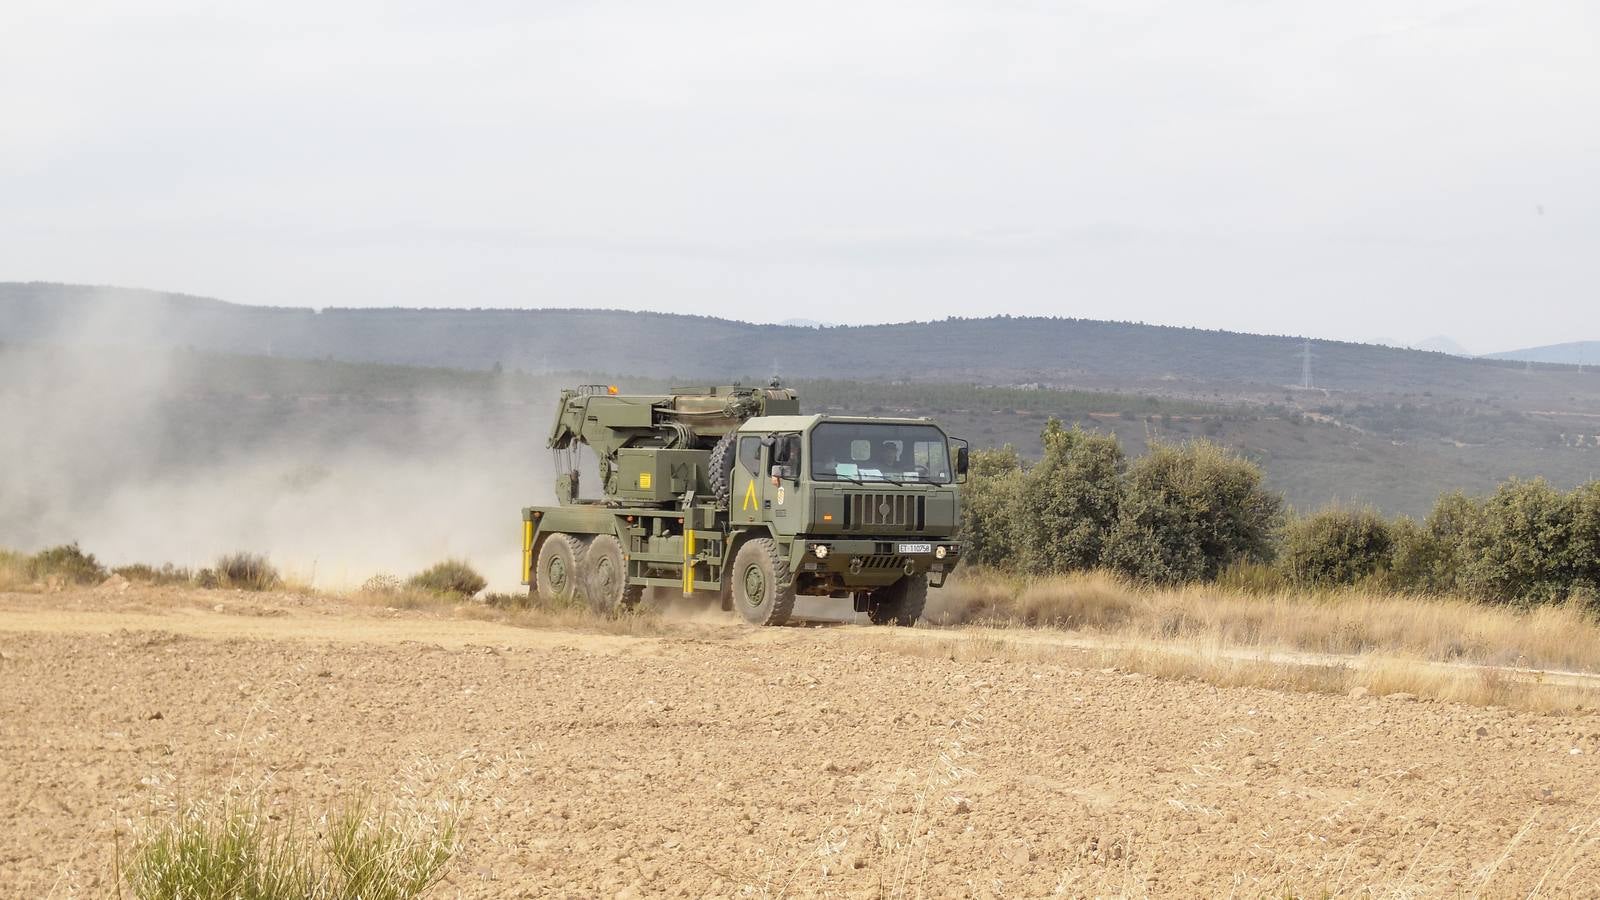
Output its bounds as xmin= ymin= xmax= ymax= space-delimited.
xmin=732 ymin=435 xmax=765 ymax=525
xmin=732 ymin=433 xmax=800 ymax=532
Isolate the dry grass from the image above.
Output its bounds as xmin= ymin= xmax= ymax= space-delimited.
xmin=878 ymin=628 xmax=1600 ymax=714
xmin=0 ymin=548 xmax=31 ymax=592
xmin=930 ymin=569 xmax=1600 ymax=675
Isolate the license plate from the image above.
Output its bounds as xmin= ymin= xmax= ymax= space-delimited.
xmin=898 ymin=542 xmax=933 ymax=555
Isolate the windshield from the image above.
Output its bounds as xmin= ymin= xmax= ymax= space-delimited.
xmin=809 ymin=422 xmax=952 ymax=484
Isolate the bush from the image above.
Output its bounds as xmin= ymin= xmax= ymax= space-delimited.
xmin=214 ymin=552 xmax=281 ymax=591
xmin=1279 ymin=507 xmax=1393 ymax=587
xmin=1386 ymin=516 xmax=1443 ymax=592
xmin=1015 ymin=421 xmax=1125 ymax=574
xmin=1103 ymin=441 xmax=1281 ymax=584
xmin=28 ymin=543 xmax=108 ymax=585
xmin=121 ymin=793 xmax=457 ymax=900
xmin=1569 ymin=481 xmax=1600 ymax=599
xmin=957 ymin=446 xmax=1027 ymax=568
xmin=1455 ymin=479 xmax=1580 ymax=603
xmin=407 ymin=560 xmax=487 ymax=598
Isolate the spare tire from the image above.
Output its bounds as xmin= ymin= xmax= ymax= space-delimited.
xmin=708 ymin=432 xmax=737 ymax=507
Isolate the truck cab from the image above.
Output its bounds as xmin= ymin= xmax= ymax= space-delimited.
xmin=727 ymin=414 xmax=965 ymax=610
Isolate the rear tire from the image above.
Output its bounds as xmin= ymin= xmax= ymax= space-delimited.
xmin=867 ymin=574 xmax=927 ymax=626
xmin=585 ymin=534 xmax=643 ymax=614
xmin=730 ymin=538 xmax=795 ymax=626
xmin=534 ymin=533 xmax=588 ymax=604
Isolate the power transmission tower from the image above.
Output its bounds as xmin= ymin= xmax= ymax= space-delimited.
xmin=1300 ymin=338 xmax=1314 ymax=390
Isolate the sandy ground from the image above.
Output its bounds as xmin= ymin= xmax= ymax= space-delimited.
xmin=6 ymin=587 xmax=1600 ymax=898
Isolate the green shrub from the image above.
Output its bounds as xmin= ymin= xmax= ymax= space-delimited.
xmin=957 ymin=446 xmax=1027 ymax=568
xmin=1279 ymin=507 xmax=1393 ymax=587
xmin=1015 ymin=421 xmax=1124 ymax=574
xmin=29 ymin=543 xmax=108 ymax=585
xmin=1455 ymin=479 xmax=1579 ymax=603
xmin=121 ymin=794 xmax=457 ymax=900
xmin=1103 ymin=440 xmax=1282 ymax=584
xmin=214 ymin=552 xmax=281 ymax=591
xmin=1570 ymin=481 xmax=1600 ymax=599
xmin=406 ymin=560 xmax=487 ymax=598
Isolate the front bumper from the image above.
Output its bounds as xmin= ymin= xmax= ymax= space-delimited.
xmin=792 ymin=538 xmax=964 ymax=587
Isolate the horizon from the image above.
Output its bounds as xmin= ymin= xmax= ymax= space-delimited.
xmin=9 ymin=279 xmax=1588 ymax=359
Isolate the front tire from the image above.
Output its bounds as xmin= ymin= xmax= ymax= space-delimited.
xmin=585 ymin=534 xmax=644 ymax=614
xmin=534 ymin=533 xmax=589 ymax=604
xmin=730 ymin=538 xmax=795 ymax=626
xmin=867 ymin=574 xmax=927 ymax=626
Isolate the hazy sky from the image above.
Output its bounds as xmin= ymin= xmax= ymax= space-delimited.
xmin=2 ymin=1 xmax=1595 ymax=353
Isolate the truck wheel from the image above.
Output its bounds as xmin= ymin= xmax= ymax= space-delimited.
xmin=730 ymin=538 xmax=795 ymax=626
xmin=708 ymin=432 xmax=736 ymax=507
xmin=585 ymin=534 xmax=643 ymax=614
xmin=534 ymin=533 xmax=588 ymax=604
xmin=867 ymin=574 xmax=928 ymax=626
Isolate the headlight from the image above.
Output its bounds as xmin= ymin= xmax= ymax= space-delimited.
xmin=813 ymin=544 xmax=830 ymax=559
xmin=935 ymin=545 xmax=948 ymax=560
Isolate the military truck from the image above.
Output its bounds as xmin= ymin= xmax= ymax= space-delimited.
xmin=521 ymin=383 xmax=968 ymax=626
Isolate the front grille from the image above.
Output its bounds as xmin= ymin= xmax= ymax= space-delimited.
xmin=841 ymin=493 xmax=925 ymax=531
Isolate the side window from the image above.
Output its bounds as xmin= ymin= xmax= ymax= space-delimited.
xmin=738 ymin=436 xmax=762 ymax=474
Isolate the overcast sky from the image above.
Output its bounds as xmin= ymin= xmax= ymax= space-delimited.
xmin=2 ymin=1 xmax=1595 ymax=353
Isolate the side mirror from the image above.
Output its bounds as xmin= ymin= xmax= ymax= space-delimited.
xmin=956 ymin=446 xmax=969 ymax=476
xmin=771 ymin=464 xmax=797 ymax=481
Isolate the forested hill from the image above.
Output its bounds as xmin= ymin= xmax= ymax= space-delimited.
xmin=4 ymin=281 xmax=1594 ymax=408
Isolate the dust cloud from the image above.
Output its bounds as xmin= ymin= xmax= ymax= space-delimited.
xmin=0 ymin=295 xmax=554 ymax=591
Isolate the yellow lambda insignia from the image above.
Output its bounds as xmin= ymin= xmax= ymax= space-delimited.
xmin=742 ymin=479 xmax=758 ymax=511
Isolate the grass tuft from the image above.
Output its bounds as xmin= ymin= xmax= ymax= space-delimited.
xmin=120 ymin=793 xmax=456 ymax=900
xmin=405 ymin=560 xmax=487 ymax=599
xmin=212 ymin=553 xmax=282 ymax=592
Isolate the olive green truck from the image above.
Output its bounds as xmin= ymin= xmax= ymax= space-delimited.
xmin=521 ymin=383 xmax=968 ymax=626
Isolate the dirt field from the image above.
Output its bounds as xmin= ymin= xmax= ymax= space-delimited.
xmin=6 ymin=587 xmax=1600 ymax=898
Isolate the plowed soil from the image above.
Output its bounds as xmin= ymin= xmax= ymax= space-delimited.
xmin=5 ymin=586 xmax=1600 ymax=898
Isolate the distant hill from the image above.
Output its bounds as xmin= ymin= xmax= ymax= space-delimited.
xmin=1411 ymin=335 xmax=1473 ymax=356
xmin=1484 ymin=340 xmax=1600 ymax=367
xmin=5 ymin=282 xmax=1597 ymax=412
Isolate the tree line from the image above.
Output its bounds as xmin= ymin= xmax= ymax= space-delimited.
xmin=960 ymin=420 xmax=1600 ymax=603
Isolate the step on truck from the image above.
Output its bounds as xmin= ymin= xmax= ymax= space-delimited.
xmin=521 ymin=383 xmax=968 ymax=626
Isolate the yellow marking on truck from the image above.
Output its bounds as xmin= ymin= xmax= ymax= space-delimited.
xmin=522 ymin=520 xmax=534 ymax=582
xmin=639 ymin=472 xmax=652 ymax=489
xmin=742 ymin=479 xmax=757 ymax=511
xmin=682 ymin=529 xmax=696 ymax=595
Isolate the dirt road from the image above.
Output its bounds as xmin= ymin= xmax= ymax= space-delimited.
xmin=5 ymin=587 xmax=1600 ymax=898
